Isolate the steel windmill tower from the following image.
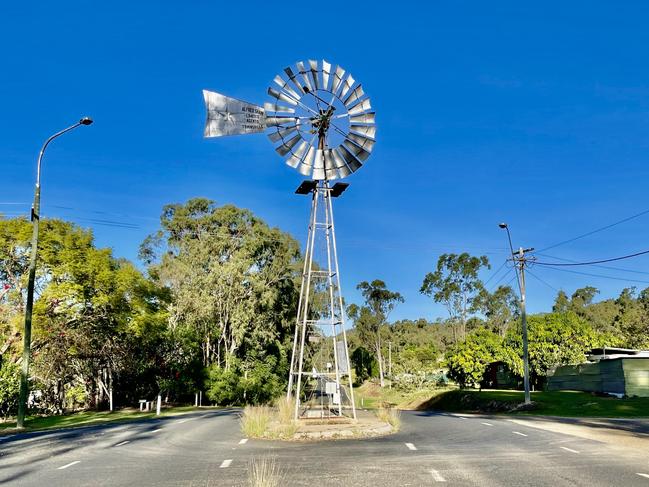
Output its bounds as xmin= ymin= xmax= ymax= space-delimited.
xmin=203 ymin=60 xmax=376 ymax=420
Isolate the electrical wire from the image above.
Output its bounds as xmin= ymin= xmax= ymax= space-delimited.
xmin=535 ymin=252 xmax=649 ymax=276
xmin=536 ymin=207 xmax=649 ymax=253
xmin=489 ymin=266 xmax=516 ymax=291
xmin=535 ymin=248 xmax=649 ymax=267
xmin=525 ymin=268 xmax=560 ymax=293
xmin=483 ymin=260 xmax=507 ymax=286
xmin=538 ymin=265 xmax=649 ymax=285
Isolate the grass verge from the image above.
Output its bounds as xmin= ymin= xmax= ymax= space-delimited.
xmin=354 ymin=381 xmax=455 ymax=410
xmin=421 ymin=389 xmax=649 ymax=418
xmin=0 ymin=405 xmax=207 ymax=435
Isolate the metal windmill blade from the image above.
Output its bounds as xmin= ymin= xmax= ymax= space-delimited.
xmin=263 ymin=60 xmax=376 ymax=181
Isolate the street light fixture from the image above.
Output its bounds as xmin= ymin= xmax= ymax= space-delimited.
xmin=17 ymin=117 xmax=94 ymax=428
xmin=498 ymin=222 xmax=532 ymax=405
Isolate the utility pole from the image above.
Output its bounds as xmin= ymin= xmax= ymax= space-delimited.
xmin=388 ymin=341 xmax=392 ymax=389
xmin=499 ymin=224 xmax=534 ymax=405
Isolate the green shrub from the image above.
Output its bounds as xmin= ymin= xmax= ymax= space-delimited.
xmin=0 ymin=361 xmax=20 ymax=420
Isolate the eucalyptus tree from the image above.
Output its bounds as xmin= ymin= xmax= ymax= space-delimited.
xmin=141 ymin=198 xmax=301 ymax=402
xmin=420 ymin=253 xmax=490 ymax=343
xmin=348 ymin=279 xmax=404 ymax=387
xmin=475 ymin=285 xmax=519 ymax=337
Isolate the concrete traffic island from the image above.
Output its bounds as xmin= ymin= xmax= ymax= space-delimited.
xmin=240 ymin=404 xmax=399 ymax=441
xmin=291 ymin=410 xmax=395 ymax=440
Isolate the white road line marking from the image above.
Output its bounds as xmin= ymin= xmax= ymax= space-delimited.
xmin=405 ymin=442 xmax=417 ymax=451
xmin=430 ymin=469 xmax=446 ymax=482
xmin=114 ymin=440 xmax=130 ymax=447
xmin=512 ymin=431 xmax=528 ymax=437
xmin=238 ymin=438 xmax=248 ymax=444
xmin=57 ymin=461 xmax=80 ymax=470
xmin=560 ymin=446 xmax=579 ymax=454
xmin=151 ymin=429 xmax=161 ymax=433
xmin=220 ymin=459 xmax=232 ymax=468
xmin=636 ymin=473 xmax=649 ymax=479
xmin=481 ymin=422 xmax=493 ymax=426
xmin=457 ymin=416 xmax=468 ymax=420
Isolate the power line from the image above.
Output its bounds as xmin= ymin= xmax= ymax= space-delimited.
xmin=535 ymin=248 xmax=649 ymax=267
xmin=536 ymin=207 xmax=649 ymax=253
xmin=489 ymin=266 xmax=515 ymax=291
xmin=483 ymin=260 xmax=507 ymax=286
xmin=539 ymin=265 xmax=649 ymax=285
xmin=525 ymin=268 xmax=560 ymax=293
xmin=536 ymin=252 xmax=649 ymax=275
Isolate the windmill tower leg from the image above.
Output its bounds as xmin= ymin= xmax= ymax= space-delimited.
xmin=288 ymin=180 xmax=356 ymax=421
xmin=291 ymin=188 xmax=319 ymax=420
xmin=325 ymin=182 xmax=356 ymax=419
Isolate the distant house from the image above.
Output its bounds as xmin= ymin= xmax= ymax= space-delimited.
xmin=547 ymin=347 xmax=649 ymax=398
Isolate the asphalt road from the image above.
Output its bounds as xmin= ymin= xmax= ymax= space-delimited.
xmin=2 ymin=409 xmax=649 ymax=486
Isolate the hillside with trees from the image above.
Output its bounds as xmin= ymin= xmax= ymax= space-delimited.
xmin=2 ymin=209 xmax=649 ymax=420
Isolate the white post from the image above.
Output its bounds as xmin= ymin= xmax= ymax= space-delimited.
xmin=156 ymin=395 xmax=161 ymax=416
xmin=109 ymin=388 xmax=113 ymax=412
xmin=199 ymin=390 xmax=202 ymax=407
xmin=195 ymin=392 xmax=198 ymax=407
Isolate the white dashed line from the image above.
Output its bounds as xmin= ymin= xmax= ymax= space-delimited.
xmin=430 ymin=469 xmax=446 ymax=482
xmin=512 ymin=431 xmax=528 ymax=437
xmin=238 ymin=438 xmax=248 ymax=445
xmin=177 ymin=418 xmax=192 ymax=424
xmin=114 ymin=440 xmax=130 ymax=447
xmin=57 ymin=461 xmax=80 ymax=470
xmin=560 ymin=446 xmax=579 ymax=454
xmin=481 ymin=422 xmax=493 ymax=427
xmin=636 ymin=473 xmax=649 ymax=479
xmin=151 ymin=429 xmax=161 ymax=433
xmin=405 ymin=442 xmax=417 ymax=451
xmin=457 ymin=416 xmax=468 ymax=420
xmin=220 ymin=459 xmax=233 ymax=468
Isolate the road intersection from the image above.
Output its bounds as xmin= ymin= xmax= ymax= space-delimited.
xmin=1 ymin=409 xmax=649 ymax=486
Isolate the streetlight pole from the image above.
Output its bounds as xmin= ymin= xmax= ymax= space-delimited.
xmin=498 ymin=223 xmax=533 ymax=405
xmin=17 ymin=117 xmax=93 ymax=428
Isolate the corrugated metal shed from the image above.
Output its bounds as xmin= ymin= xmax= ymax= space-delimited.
xmin=548 ymin=354 xmax=649 ymax=397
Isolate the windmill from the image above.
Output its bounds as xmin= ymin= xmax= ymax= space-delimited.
xmin=203 ymin=59 xmax=376 ymax=420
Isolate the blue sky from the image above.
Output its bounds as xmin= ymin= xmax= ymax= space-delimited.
xmin=3 ymin=1 xmax=649 ymax=321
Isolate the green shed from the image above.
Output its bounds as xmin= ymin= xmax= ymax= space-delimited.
xmin=548 ymin=349 xmax=649 ymax=397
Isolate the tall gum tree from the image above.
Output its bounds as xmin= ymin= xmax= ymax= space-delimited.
xmin=348 ymin=279 xmax=403 ymax=387
xmin=420 ymin=253 xmax=490 ymax=343
xmin=140 ymin=198 xmax=301 ymax=372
